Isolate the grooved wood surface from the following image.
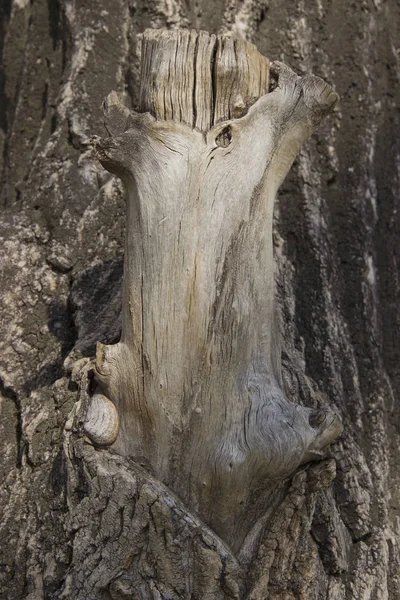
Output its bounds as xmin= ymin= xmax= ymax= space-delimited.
xmin=139 ymin=29 xmax=270 ymax=131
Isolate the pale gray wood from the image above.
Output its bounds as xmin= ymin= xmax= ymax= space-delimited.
xmin=88 ymin=29 xmax=341 ymax=550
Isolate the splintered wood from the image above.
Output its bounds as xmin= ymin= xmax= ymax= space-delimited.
xmin=139 ymin=29 xmax=270 ymax=131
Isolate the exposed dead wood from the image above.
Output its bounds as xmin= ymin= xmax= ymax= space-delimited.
xmin=139 ymin=29 xmax=270 ymax=131
xmin=84 ymin=29 xmax=342 ymax=551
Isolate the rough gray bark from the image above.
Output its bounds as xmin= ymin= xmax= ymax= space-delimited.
xmin=1 ymin=1 xmax=400 ymax=599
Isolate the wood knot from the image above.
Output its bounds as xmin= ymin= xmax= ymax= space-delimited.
xmin=215 ymin=125 xmax=232 ymax=148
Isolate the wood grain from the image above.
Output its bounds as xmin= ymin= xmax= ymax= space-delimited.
xmin=89 ymin=29 xmax=340 ymax=550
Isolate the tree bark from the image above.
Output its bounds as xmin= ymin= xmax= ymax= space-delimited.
xmin=1 ymin=1 xmax=400 ymax=599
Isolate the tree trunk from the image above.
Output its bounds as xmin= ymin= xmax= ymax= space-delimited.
xmin=1 ymin=2 xmax=400 ymax=599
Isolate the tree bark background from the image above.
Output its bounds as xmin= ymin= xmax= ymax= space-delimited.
xmin=0 ymin=1 xmax=399 ymax=599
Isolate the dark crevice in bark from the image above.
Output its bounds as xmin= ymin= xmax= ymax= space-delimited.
xmin=0 ymin=377 xmax=24 ymax=468
xmin=0 ymin=0 xmax=12 ymax=136
xmin=69 ymin=256 xmax=123 ymax=357
xmin=41 ymin=81 xmax=49 ymax=121
xmin=47 ymin=0 xmax=61 ymax=50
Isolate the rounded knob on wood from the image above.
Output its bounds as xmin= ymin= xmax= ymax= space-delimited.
xmin=83 ymin=393 xmax=120 ymax=447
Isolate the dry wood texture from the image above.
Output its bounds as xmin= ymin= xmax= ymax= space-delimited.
xmin=88 ymin=29 xmax=341 ymax=550
xmin=139 ymin=29 xmax=269 ymax=130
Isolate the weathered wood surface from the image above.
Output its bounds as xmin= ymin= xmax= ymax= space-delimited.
xmin=139 ymin=29 xmax=270 ymax=129
xmin=86 ymin=29 xmax=341 ymax=550
xmin=0 ymin=1 xmax=400 ymax=599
